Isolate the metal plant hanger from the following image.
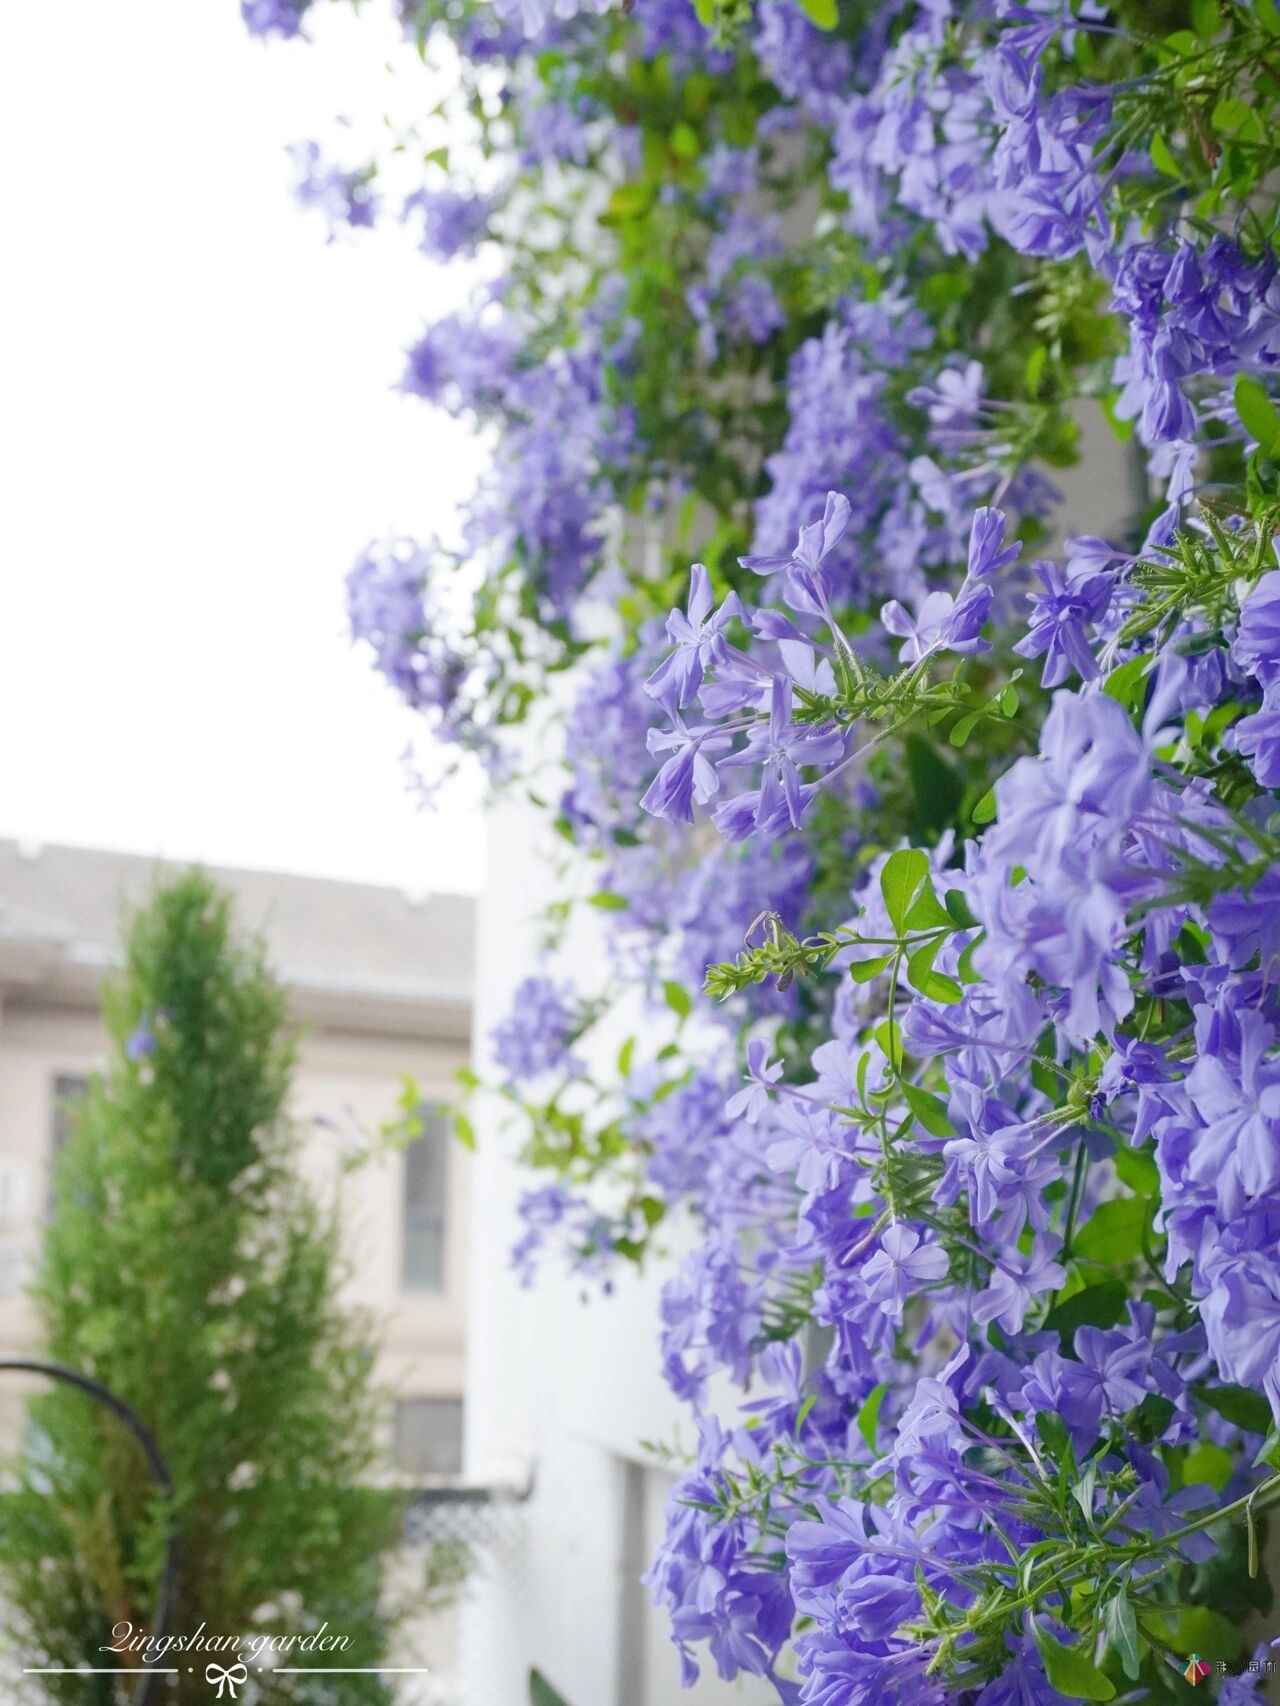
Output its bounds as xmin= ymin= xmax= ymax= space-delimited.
xmin=0 ymin=1359 xmax=179 ymax=1706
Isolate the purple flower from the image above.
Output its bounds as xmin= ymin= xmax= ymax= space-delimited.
xmin=640 ymin=717 xmax=732 ymax=824
xmin=403 ymin=186 xmax=492 ymax=260
xmin=125 ymin=1019 xmax=157 ymax=1063
xmin=242 ymin=0 xmax=310 ymax=37
xmin=967 ymin=506 xmax=1021 ymax=580
xmin=860 ymin=1224 xmax=950 ymax=1317
xmin=741 ymin=490 xmax=852 ymax=586
xmin=288 ymin=142 xmax=378 ymax=235
xmin=972 ymin=1239 xmax=1066 ymax=1333
xmin=716 ymin=677 xmax=846 ymax=839
xmin=1185 ymin=1008 xmax=1280 ymax=1216
xmin=1233 ymin=693 xmax=1280 ymax=787
xmin=1013 ymin=559 xmax=1113 ymax=686
xmin=726 ymin=1040 xmax=785 ymax=1124
xmin=491 ymin=976 xmax=582 ymax=1084
xmin=1234 ymin=568 xmax=1280 ymax=690
xmin=645 ymin=564 xmax=745 ymax=712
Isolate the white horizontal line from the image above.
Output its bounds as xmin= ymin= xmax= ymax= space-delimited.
xmin=23 ymin=1669 xmax=179 ymax=1676
xmin=273 ymin=1668 xmax=432 ymax=1674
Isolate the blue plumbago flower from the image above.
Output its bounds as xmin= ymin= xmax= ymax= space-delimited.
xmin=972 ymin=1237 xmax=1067 ymax=1333
xmin=491 ymin=976 xmax=584 ymax=1085
xmin=125 ymin=1018 xmax=158 ymax=1063
xmin=742 ymin=490 xmax=853 ymax=590
xmin=715 ymin=677 xmax=846 ymax=840
xmin=645 ymin=564 xmax=745 ymax=713
xmin=859 ymin=1224 xmax=949 ymax=1318
xmin=242 ymin=0 xmax=310 ymax=38
xmin=258 ymin=0 xmax=1280 ymax=1692
xmin=725 ymin=1039 xmax=785 ymax=1123
xmin=880 ymin=586 xmax=992 ymax=663
xmin=403 ymin=186 xmax=493 ymax=260
xmin=288 ymin=141 xmax=379 ymax=235
xmin=1233 ymin=566 xmax=1280 ymax=690
xmin=1233 ymin=690 xmax=1280 ymax=787
xmin=640 ymin=716 xmax=732 ymax=824
xmin=1013 ymin=557 xmax=1114 ymax=686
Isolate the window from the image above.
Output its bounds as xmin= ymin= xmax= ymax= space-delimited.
xmin=48 ymin=1075 xmax=89 ymax=1214
xmin=394 ymin=1397 xmax=464 ymax=1477
xmin=402 ymin=1106 xmax=449 ymax=1292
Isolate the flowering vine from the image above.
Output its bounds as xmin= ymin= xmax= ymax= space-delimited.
xmin=244 ymin=0 xmax=1280 ymax=1699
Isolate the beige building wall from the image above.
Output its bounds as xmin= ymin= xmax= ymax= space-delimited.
xmin=0 ymin=1005 xmax=470 ymax=1453
xmin=0 ymin=841 xmax=475 ymax=1703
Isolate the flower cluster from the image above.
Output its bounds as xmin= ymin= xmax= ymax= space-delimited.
xmin=250 ymin=0 xmax=1280 ymax=1700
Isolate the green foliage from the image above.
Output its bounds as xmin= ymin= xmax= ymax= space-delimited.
xmin=0 ymin=873 xmax=403 ymax=1704
xmin=529 ymin=1669 xmax=574 ymax=1706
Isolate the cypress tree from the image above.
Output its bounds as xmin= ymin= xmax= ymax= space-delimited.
xmin=0 ymin=871 xmax=399 ymax=1703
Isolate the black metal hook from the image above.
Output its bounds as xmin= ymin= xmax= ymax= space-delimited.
xmin=0 ymin=1359 xmax=179 ymax=1706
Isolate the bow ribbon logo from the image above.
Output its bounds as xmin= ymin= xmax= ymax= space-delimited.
xmin=205 ymin=1662 xmax=249 ymax=1700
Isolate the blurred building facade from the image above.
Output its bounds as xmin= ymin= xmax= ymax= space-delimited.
xmin=0 ymin=839 xmax=474 ymax=1695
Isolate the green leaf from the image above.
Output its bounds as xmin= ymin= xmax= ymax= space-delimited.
xmin=1036 ymin=1410 xmax=1074 ymax=1471
xmin=668 ymin=120 xmax=700 ymax=160
xmin=1071 ymin=1460 xmax=1099 ymax=1526
xmin=1183 ymin=1441 xmax=1234 ymax=1492
xmin=1073 ymin=1196 xmax=1148 ymax=1265
xmin=999 ymin=684 xmax=1019 ymax=717
xmin=638 ymin=1196 xmax=666 ymax=1228
xmin=1196 ymin=1382 xmax=1273 ymax=1435
xmin=1104 ymin=654 xmax=1152 ymax=712
xmin=530 ymin=1670 xmax=573 ymax=1706
xmin=904 ymin=879 xmax=955 ymax=933
xmin=906 ymin=935 xmax=942 ymax=992
xmin=972 ymin=787 xmax=997 ymax=825
xmin=795 ymin=1393 xmax=817 ymax=1433
xmin=599 ymin=183 xmax=653 ymax=226
xmin=874 ymin=1016 xmax=903 ymax=1070
xmin=849 ymin=952 xmax=895 ymax=984
xmin=949 ymin=710 xmax=983 ymax=748
xmin=1131 ymin=1391 xmax=1176 ymax=1441
xmin=1102 ymin=1591 xmax=1141 ymax=1682
xmin=1235 ymin=374 xmax=1280 ymax=456
xmin=453 ymin=1112 xmax=476 ymax=1151
xmin=1031 ymin=1622 xmax=1115 ymax=1701
xmin=795 ymin=0 xmax=837 ymax=28
xmin=1150 ymin=132 xmax=1181 ymax=178
xmin=663 ymin=980 xmax=692 ymax=1020
xmin=956 ymin=937 xmax=983 ymax=985
xmin=1191 ymin=0 xmax=1219 ymax=34
xmin=880 ymin=849 xmax=930 ymax=934
xmin=944 ymin=889 xmax=979 ymax=929
xmin=1146 ymin=1605 xmax=1240 ymax=1662
xmin=1044 ymin=1279 xmax=1129 ymax=1343
xmin=617 ymin=1036 xmax=636 ymax=1079
xmin=902 ymin=1082 xmax=954 ymax=1137
xmin=588 ymin=890 xmax=629 ymax=911
xmin=918 ymin=970 xmax=963 ymax=1004
xmin=1112 ymin=1144 xmax=1159 ymax=1196
xmin=855 ymin=1381 xmax=888 ymax=1451
xmin=1258 ymin=0 xmax=1280 ymax=33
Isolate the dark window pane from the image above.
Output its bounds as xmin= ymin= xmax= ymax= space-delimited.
xmin=394 ymin=1397 xmax=464 ymax=1477
xmin=403 ymin=1106 xmax=448 ymax=1292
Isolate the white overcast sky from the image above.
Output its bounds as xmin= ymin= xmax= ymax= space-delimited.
xmin=0 ymin=0 xmax=488 ymax=897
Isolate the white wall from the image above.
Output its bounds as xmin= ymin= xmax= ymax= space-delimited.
xmin=461 ymin=789 xmax=777 ymax=1706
